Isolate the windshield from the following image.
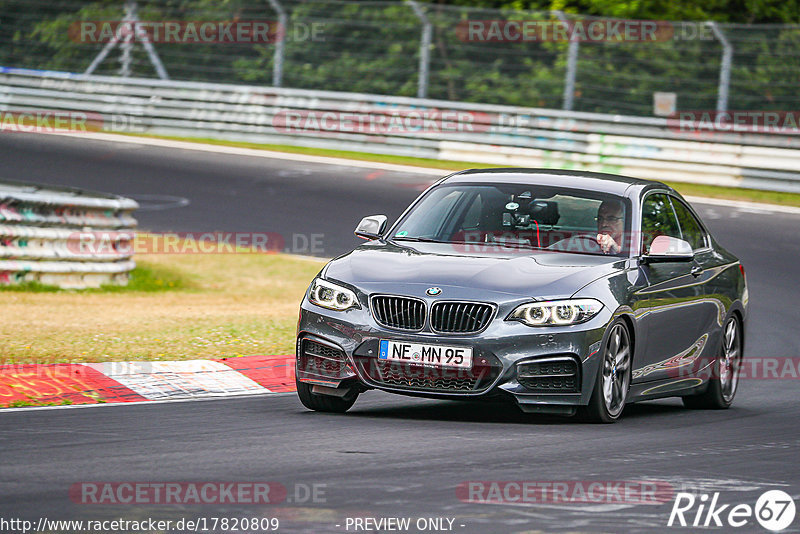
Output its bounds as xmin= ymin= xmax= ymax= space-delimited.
xmin=390 ymin=183 xmax=631 ymax=257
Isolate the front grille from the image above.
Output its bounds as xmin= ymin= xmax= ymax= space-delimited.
xmin=430 ymin=301 xmax=494 ymax=334
xmin=371 ymin=295 xmax=426 ymax=331
xmin=297 ymin=338 xmax=353 ymax=381
xmin=517 ymin=358 xmax=580 ymax=393
xmin=353 ymin=357 xmax=499 ymax=393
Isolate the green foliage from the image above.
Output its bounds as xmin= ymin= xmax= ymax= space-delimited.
xmin=447 ymin=0 xmax=799 ymax=23
xmin=0 ymin=0 xmax=798 ymax=114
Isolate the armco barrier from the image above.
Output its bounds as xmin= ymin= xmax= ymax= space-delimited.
xmin=0 ymin=179 xmax=137 ymax=288
xmin=2 ymin=67 xmax=800 ymax=193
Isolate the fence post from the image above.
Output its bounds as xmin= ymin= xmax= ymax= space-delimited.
xmin=84 ymin=0 xmax=168 ymax=80
xmin=135 ymin=2 xmax=169 ymax=80
xmin=707 ymin=22 xmax=732 ymax=112
xmin=119 ymin=0 xmax=134 ymax=77
xmin=407 ymin=0 xmax=432 ymax=99
xmin=267 ymin=0 xmax=287 ymax=87
xmin=555 ymin=11 xmax=578 ymax=111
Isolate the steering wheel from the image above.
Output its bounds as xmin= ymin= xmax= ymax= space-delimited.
xmin=548 ymin=234 xmax=603 ymax=253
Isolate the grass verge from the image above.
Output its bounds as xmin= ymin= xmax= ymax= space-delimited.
xmin=0 ymin=251 xmax=323 ymax=364
xmin=124 ymin=133 xmax=800 ymax=208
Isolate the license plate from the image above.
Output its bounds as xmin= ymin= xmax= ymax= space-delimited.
xmin=379 ymin=340 xmax=473 ymax=369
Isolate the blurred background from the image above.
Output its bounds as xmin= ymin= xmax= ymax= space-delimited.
xmin=1 ymin=0 xmax=799 ymax=115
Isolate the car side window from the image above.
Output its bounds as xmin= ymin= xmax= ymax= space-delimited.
xmin=404 ymin=189 xmax=462 ymax=238
xmin=641 ymin=193 xmax=681 ymax=253
xmin=669 ymin=197 xmax=707 ymax=251
xmin=460 ymin=193 xmax=483 ymax=230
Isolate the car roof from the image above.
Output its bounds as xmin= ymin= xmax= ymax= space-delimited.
xmin=440 ymin=168 xmax=672 ymax=197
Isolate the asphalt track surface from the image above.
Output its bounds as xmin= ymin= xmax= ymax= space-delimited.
xmin=1 ymin=133 xmax=799 ymax=533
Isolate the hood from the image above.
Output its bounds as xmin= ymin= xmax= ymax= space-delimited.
xmin=324 ymin=241 xmax=625 ymax=299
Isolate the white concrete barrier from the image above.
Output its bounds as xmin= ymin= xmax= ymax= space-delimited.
xmin=0 ymin=179 xmax=138 ymax=288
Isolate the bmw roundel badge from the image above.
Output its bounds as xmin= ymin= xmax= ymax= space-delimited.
xmin=426 ymin=287 xmax=442 ymax=296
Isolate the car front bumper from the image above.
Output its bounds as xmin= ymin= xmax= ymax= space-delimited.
xmin=297 ymin=299 xmax=610 ymax=413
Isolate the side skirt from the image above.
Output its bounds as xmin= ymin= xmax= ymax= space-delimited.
xmin=628 ymin=376 xmax=709 ymax=402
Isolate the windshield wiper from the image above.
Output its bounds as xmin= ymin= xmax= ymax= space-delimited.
xmin=456 ymin=240 xmax=536 ymax=250
xmin=392 ymin=236 xmax=447 ymax=243
xmin=394 ymin=236 xmax=539 ymax=250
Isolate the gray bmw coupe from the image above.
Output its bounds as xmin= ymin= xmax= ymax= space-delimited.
xmin=295 ymin=169 xmax=747 ymax=422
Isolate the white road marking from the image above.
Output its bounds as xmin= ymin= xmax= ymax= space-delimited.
xmin=42 ymin=131 xmax=800 ymax=216
xmin=83 ymin=360 xmax=270 ymax=400
xmin=0 ymin=392 xmax=295 ymax=413
xmin=129 ymin=194 xmax=191 ymax=211
xmin=45 ymin=131 xmax=446 ymax=176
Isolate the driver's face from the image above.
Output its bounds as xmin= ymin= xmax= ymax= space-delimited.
xmin=597 ymin=202 xmax=624 ymax=243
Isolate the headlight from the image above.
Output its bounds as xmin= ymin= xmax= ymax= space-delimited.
xmin=308 ymin=278 xmax=360 ymax=311
xmin=507 ymin=299 xmax=603 ymax=327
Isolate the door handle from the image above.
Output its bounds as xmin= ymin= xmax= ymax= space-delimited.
xmin=690 ymin=265 xmax=703 ymax=277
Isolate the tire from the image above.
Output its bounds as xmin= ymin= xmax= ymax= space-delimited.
xmin=580 ymin=319 xmax=632 ymax=423
xmin=682 ymin=316 xmax=742 ymax=410
xmin=296 ymin=380 xmax=358 ymax=413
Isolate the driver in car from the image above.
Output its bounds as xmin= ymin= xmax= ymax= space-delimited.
xmin=596 ymin=199 xmax=625 ymax=254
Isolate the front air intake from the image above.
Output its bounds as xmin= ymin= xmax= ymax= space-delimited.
xmin=430 ymin=301 xmax=494 ymax=334
xmin=371 ymin=295 xmax=426 ymax=331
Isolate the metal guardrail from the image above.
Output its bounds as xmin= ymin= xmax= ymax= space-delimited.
xmin=0 ymin=178 xmax=138 ymax=289
xmin=2 ymin=67 xmax=800 ymax=193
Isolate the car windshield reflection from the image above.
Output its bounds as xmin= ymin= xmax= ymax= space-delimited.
xmin=390 ymin=183 xmax=631 ymax=257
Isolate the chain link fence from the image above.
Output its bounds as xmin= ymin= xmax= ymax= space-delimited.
xmin=1 ymin=0 xmax=799 ymax=116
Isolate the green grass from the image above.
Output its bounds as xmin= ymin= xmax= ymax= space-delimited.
xmin=6 ymin=398 xmax=73 ymax=408
xmin=0 ymin=280 xmax=62 ymax=292
xmin=1 ymin=252 xmax=323 ymax=364
xmin=661 ymin=181 xmax=800 ymax=206
xmin=0 ymin=264 xmax=193 ymax=294
xmin=123 ymin=132 xmax=800 ymax=208
xmin=95 ymin=263 xmax=194 ymax=293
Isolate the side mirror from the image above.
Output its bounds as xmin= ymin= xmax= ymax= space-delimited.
xmin=354 ymin=215 xmax=388 ymax=240
xmin=641 ymin=235 xmax=694 ymax=263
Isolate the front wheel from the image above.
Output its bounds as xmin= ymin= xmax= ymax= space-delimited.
xmin=682 ymin=316 xmax=742 ymax=409
xmin=296 ymin=380 xmax=358 ymax=413
xmin=580 ymin=319 xmax=632 ymax=423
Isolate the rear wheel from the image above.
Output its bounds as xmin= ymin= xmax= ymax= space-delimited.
xmin=296 ymin=380 xmax=358 ymax=413
xmin=581 ymin=320 xmax=631 ymax=423
xmin=683 ymin=316 xmax=742 ymax=409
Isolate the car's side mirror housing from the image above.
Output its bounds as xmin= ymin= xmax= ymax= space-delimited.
xmin=641 ymin=235 xmax=694 ymax=263
xmin=354 ymin=215 xmax=388 ymax=240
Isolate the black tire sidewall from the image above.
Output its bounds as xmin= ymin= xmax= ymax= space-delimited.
xmin=296 ymin=380 xmax=357 ymax=413
xmin=585 ymin=318 xmax=631 ymax=423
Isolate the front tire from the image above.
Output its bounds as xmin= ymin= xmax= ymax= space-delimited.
xmin=682 ymin=316 xmax=742 ymax=409
xmin=581 ymin=319 xmax=632 ymax=423
xmin=296 ymin=380 xmax=358 ymax=413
